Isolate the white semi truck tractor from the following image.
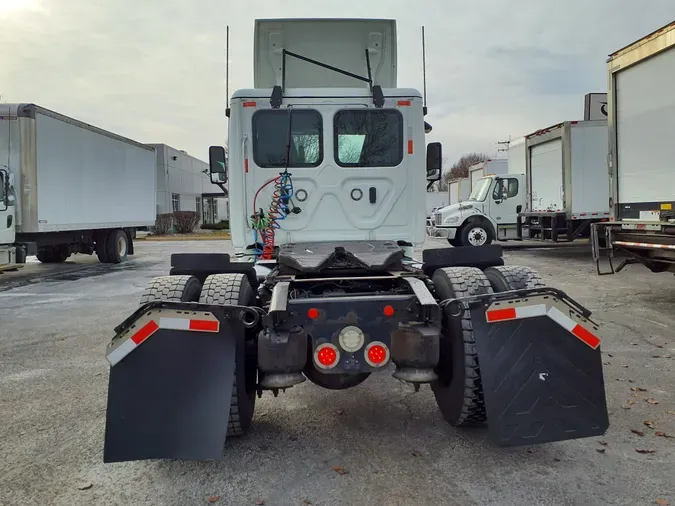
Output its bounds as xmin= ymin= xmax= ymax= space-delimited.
xmin=101 ymin=18 xmax=609 ymax=463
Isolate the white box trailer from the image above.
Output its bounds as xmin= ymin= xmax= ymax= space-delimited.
xmin=0 ymin=103 xmax=156 ymax=267
xmin=507 ymin=136 xmax=527 ymax=175
xmin=448 ymin=177 xmax=470 ymax=205
xmin=520 ymin=120 xmax=609 ymax=242
xmin=468 ymin=159 xmax=507 ymax=191
xmin=591 ymin=21 xmax=675 ymax=275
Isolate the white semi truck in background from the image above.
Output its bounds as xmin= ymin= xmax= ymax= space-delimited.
xmin=0 ymin=104 xmax=156 ymax=270
xmin=592 ymin=20 xmax=675 ymax=275
xmin=428 ymin=120 xmax=608 ymax=247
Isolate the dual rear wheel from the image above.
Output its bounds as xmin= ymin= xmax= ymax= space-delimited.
xmin=431 ymin=265 xmax=543 ymax=427
xmin=137 ymin=264 xmax=544 ymax=436
xmin=96 ymin=229 xmax=130 ymax=264
xmin=139 ymin=273 xmax=258 ymax=438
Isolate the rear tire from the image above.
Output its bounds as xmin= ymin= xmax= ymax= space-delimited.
xmin=139 ymin=275 xmax=202 ymax=305
xmin=36 ymin=245 xmax=69 ymax=263
xmin=431 ymin=267 xmax=493 ymax=427
xmin=96 ymin=231 xmax=109 ymax=263
xmin=199 ymin=273 xmax=257 ymax=438
xmin=483 ymin=265 xmax=544 ymax=292
xmin=105 ymin=229 xmax=129 ymax=264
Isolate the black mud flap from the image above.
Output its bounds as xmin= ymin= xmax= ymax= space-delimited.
xmin=103 ymin=301 xmax=258 ymax=463
xmin=463 ymin=290 xmax=609 ymax=447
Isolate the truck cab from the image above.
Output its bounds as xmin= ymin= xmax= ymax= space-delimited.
xmin=0 ymin=167 xmax=17 ymax=269
xmin=209 ymin=19 xmax=442 ymax=260
xmin=428 ymin=173 xmax=525 ymax=246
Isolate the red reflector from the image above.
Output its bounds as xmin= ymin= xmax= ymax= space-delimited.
xmin=486 ymin=308 xmax=517 ymax=322
xmin=307 ymin=308 xmax=320 ymax=320
xmin=189 ymin=319 xmax=219 ymax=332
xmin=367 ymin=344 xmax=387 ymax=365
xmin=572 ymin=324 xmax=601 ymax=349
xmin=398 ymin=100 xmax=411 ymax=106
xmin=383 ymin=305 xmax=395 ymax=317
xmin=243 ymin=101 xmax=256 ymax=107
xmin=131 ymin=320 xmax=159 ymax=345
xmin=316 ymin=345 xmax=337 ymax=367
xmin=408 ymin=140 xmax=413 ymax=154
xmin=245 ymin=159 xmax=249 ymax=173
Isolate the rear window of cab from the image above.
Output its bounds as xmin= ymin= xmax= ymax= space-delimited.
xmin=250 ymin=107 xmax=404 ymax=168
xmin=252 ymin=109 xmax=323 ymax=168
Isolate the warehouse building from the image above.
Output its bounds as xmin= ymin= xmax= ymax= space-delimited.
xmin=149 ymin=143 xmax=228 ymax=225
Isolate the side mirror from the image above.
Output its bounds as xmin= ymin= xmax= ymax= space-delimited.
xmin=208 ymin=146 xmax=228 ymax=184
xmin=426 ymin=142 xmax=442 ymax=182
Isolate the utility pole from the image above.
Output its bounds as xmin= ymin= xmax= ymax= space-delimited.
xmin=497 ymin=138 xmax=510 ymax=153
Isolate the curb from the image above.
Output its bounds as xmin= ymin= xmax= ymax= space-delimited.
xmin=137 ymin=234 xmax=231 ymax=242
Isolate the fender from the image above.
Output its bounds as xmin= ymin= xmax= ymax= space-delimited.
xmin=459 ymin=210 xmax=496 ymax=239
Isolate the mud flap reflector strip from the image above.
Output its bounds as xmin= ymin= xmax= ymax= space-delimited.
xmin=107 ymin=315 xmax=220 ymax=366
xmin=486 ymin=303 xmax=600 ymax=350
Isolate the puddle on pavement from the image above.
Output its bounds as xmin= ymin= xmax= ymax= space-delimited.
xmin=0 ymin=260 xmax=151 ymax=291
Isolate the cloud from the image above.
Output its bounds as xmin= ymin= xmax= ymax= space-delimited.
xmin=0 ymin=0 xmax=673 ymax=166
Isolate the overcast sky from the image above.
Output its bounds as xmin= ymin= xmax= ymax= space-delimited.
xmin=1 ymin=0 xmax=674 ymax=168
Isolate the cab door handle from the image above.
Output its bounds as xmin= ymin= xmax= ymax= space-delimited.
xmin=369 ymin=187 xmax=376 ymax=204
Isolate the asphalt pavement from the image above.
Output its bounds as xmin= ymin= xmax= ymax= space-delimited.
xmin=0 ymin=239 xmax=674 ymax=506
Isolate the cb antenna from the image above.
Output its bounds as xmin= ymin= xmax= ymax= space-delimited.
xmin=422 ymin=26 xmax=428 ymax=116
xmin=225 ymin=25 xmax=231 ymax=118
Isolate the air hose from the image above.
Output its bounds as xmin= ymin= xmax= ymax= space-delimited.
xmin=251 ymin=170 xmax=295 ymax=259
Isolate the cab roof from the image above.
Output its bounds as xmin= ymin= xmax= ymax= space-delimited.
xmin=231 ymin=88 xmax=422 ymax=100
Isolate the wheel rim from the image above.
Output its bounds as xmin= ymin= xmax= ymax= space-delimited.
xmin=117 ymin=235 xmax=127 ymax=257
xmin=467 ymin=227 xmax=488 ymax=246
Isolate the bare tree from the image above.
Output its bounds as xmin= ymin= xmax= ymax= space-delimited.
xmin=439 ymin=153 xmax=489 ymax=190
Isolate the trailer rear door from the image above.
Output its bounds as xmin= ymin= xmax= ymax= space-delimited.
xmin=530 ymin=139 xmax=564 ymax=212
xmin=615 ymin=45 xmax=675 ymax=208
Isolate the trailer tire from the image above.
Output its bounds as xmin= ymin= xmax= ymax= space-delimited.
xmin=431 ymin=267 xmax=493 ymax=427
xmin=199 ymin=273 xmax=257 ymax=438
xmin=483 ymin=265 xmax=544 ymax=292
xmin=139 ymin=275 xmax=202 ymax=305
xmin=105 ymin=229 xmax=129 ymax=264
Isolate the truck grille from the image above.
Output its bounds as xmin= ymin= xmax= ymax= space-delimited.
xmin=434 ymin=213 xmax=442 ymax=226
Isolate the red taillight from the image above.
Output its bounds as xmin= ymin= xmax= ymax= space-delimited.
xmin=383 ymin=305 xmax=395 ymax=317
xmin=364 ymin=342 xmax=389 ymax=367
xmin=307 ymin=308 xmax=320 ymax=320
xmin=314 ymin=343 xmax=339 ymax=369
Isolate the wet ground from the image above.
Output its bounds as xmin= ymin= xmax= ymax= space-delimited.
xmin=1 ymin=239 xmax=674 ymax=506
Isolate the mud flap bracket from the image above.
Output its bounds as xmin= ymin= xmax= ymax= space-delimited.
xmin=449 ymin=289 xmax=609 ymax=447
xmin=103 ymin=302 xmax=259 ymax=463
